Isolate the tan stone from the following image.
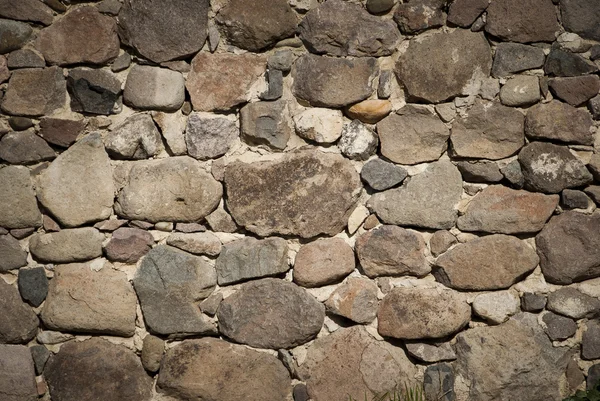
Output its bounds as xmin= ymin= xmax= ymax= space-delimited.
xmin=293 ymin=238 xmax=355 ymax=287
xmin=0 ymin=166 xmax=41 ymax=229
xmin=345 ymin=99 xmax=392 ymax=124
xmin=325 ymin=277 xmax=378 ymax=323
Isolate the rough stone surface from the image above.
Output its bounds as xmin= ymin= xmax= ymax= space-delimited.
xmin=561 ymin=0 xmax=600 ymax=42
xmin=218 ymin=278 xmax=325 ymax=349
xmin=141 ymin=335 xmax=164 ymax=373
xmin=0 ymin=0 xmax=53 ymax=26
xmin=543 ymin=312 xmax=577 ymax=341
xmin=338 ymin=120 xmax=378 ymax=160
xmin=549 ymin=76 xmax=600 ymax=107
xmin=186 ymin=113 xmax=238 ymax=160
xmin=105 ymin=113 xmax=162 ymax=159
xmin=0 ymin=166 xmax=41 ymax=229
xmin=448 ymin=0 xmax=489 ymax=27
xmin=241 ymin=100 xmax=291 ymax=150
xmin=17 ymin=267 xmax=48 ymax=307
xmin=429 ymin=230 xmax=457 ymax=257
xmin=473 ymin=290 xmax=520 ymax=324
xmin=205 ymin=207 xmax=238 ymax=233
xmin=38 ymin=118 xmax=85 ymax=148
xmin=293 ymin=107 xmax=344 ymax=144
xmin=0 ymin=130 xmax=55 ymax=165
xmin=0 ymin=19 xmax=33 ymax=54
xmin=293 ymin=237 xmax=355 ymax=287
xmin=499 ymin=75 xmax=540 ymax=107
xmin=326 ymin=277 xmax=378 ymax=323
xmin=522 ymin=293 xmax=547 ymax=312
xmin=7 ymin=48 xmax=45 ymax=68
xmin=2 ymin=67 xmax=66 ymax=117
xmin=29 ymin=228 xmax=104 ymax=263
xmin=406 ymin=342 xmax=457 ymax=363
xmin=66 ymin=67 xmax=121 ymax=115
xmin=525 ymin=100 xmax=594 ymax=145
xmin=492 ymin=43 xmax=546 ymax=77
xmin=485 ymin=0 xmax=559 ymax=43
xmin=434 ymin=234 xmax=539 ymax=290
xmin=424 ymin=363 xmax=455 ymax=401
xmin=167 ymin=232 xmax=221 ymax=256
xmin=151 ymin=111 xmax=187 ymax=155
xmin=583 ymin=320 xmax=600 ymax=360
xmin=0 ymin=280 xmax=38 ymax=344
xmin=545 ymin=47 xmax=598 ymax=77
xmin=0 ymin=344 xmax=37 ymax=401
xmin=361 ymin=158 xmax=407 ymax=191
xmin=394 ymin=0 xmax=446 ymax=34
xmin=457 ymin=160 xmax=504 ymax=183
xmin=104 ymin=227 xmax=154 ymax=263
xmin=124 ymin=65 xmax=185 ymax=112
xmin=0 ymin=235 xmax=27 ymax=272
xmin=546 ymin=287 xmax=600 ymax=319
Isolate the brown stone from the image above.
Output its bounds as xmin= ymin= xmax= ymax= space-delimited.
xmin=0 ymin=166 xmax=42 ymax=229
xmin=429 ymin=230 xmax=457 ymax=257
xmin=0 ymin=130 xmax=55 ymax=165
xmin=485 ymin=0 xmax=560 ymax=43
xmin=394 ymin=0 xmax=446 ymax=34
xmin=345 ymin=99 xmax=392 ymax=124
xmin=104 ymin=227 xmax=154 ymax=263
xmin=0 ymin=0 xmax=53 ymax=26
xmin=447 ymin=0 xmax=489 ymax=27
xmin=38 ymin=118 xmax=85 ymax=148
xmin=549 ymin=76 xmax=600 ymax=107
xmin=141 ymin=335 xmax=164 ymax=373
xmin=0 ymin=280 xmax=38 ymax=344
xmin=1 ymin=67 xmax=66 ymax=117
xmin=293 ymin=237 xmax=355 ymax=287
xmin=0 ymin=344 xmax=37 ymax=401
xmin=325 ymin=277 xmax=378 ymax=324
xmin=166 ymin=232 xmax=221 ymax=256
xmin=525 ymin=100 xmax=594 ymax=145
xmin=0 ymin=234 xmax=27 ymax=272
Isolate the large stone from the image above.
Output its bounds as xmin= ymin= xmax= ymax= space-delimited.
xmin=561 ymin=0 xmax=600 ymax=41
xmin=240 ymin=100 xmax=292 ymax=150
xmin=451 ymin=100 xmax=525 ymax=160
xmin=356 ymin=225 xmax=429 ymax=278
xmin=0 ymin=19 xmax=33 ymax=54
xmin=0 ymin=166 xmax=41 ymax=229
xmin=326 ymin=277 xmax=378 ymax=324
xmin=38 ymin=117 xmax=85 ymax=148
xmin=447 ymin=0 xmax=489 ymax=27
xmin=472 ymin=290 xmax=520 ymax=324
xmin=549 ymin=76 xmax=600 ymax=107
xmin=118 ymin=0 xmax=209 ymax=63
xmin=225 ymin=149 xmax=361 ymax=238
xmin=395 ymin=30 xmax=492 ymax=103
xmin=0 ymin=0 xmax=53 ymax=26
xmin=525 ymin=100 xmax=594 ymax=145
xmin=216 ymin=0 xmax=296 ymax=52
xmin=518 ymin=142 xmax=593 ymax=193
xmin=0 ymin=235 xmax=27 ymax=272
xmin=166 ymin=232 xmax=221 ymax=256
xmin=217 ymin=278 xmax=324 ymax=349
xmin=394 ymin=0 xmax=446 ymax=34
xmin=0 ymin=280 xmax=38 ymax=344
xmin=37 ymin=134 xmax=114 ymax=227
xmin=298 ymin=0 xmax=401 ymax=57
xmin=293 ymin=107 xmax=344 ymax=144
xmin=545 ymin=47 xmax=598 ymax=77
xmin=0 ymin=130 xmax=55 ymax=165
xmin=29 ymin=228 xmax=104 ymax=263
xmin=293 ymin=237 xmax=355 ymax=287
xmin=17 ymin=267 xmax=48 ymax=307
xmin=492 ymin=43 xmax=546 ymax=78
xmin=123 ymin=65 xmax=185 ymax=112
xmin=0 ymin=345 xmax=37 ymax=401
xmin=368 ymin=160 xmax=463 ymax=229
xmin=536 ymin=212 xmax=600 ymax=284
xmin=293 ymin=54 xmax=378 ymax=108
xmin=1 ymin=67 xmax=66 ymax=117
xmin=186 ymin=112 xmax=238 ymax=160
xmin=299 ymin=326 xmax=418 ymax=401
xmin=134 ymin=245 xmax=217 ymax=336
xmin=485 ymin=0 xmax=559 ymax=43
xmin=41 ymin=263 xmax=137 ymax=336
xmin=454 ymin=314 xmax=570 ymax=401
xmin=434 ymin=234 xmax=539 ymax=290
xmin=547 ymin=287 xmax=600 ymax=319
xmin=115 ymin=157 xmax=222 ymax=223
xmin=105 ymin=113 xmax=163 ymax=160
xmin=67 ymin=67 xmax=121 ymax=115
xmin=186 ymin=52 xmax=266 ymax=112
xmin=378 ymin=110 xmax=449 ymax=165
xmin=457 ymin=185 xmax=559 ymax=234
xmin=45 ymin=338 xmax=152 ymax=401
xmin=104 ymin=227 xmax=154 ymax=263
xmin=158 ymin=338 xmax=291 ymax=401
xmin=378 ymin=286 xmax=471 ymax=339
xmin=360 ymin=158 xmax=408 ymax=191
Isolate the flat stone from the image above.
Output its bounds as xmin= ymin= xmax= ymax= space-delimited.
xmin=218 ymin=278 xmax=324 ymax=349
xmin=7 ymin=48 xmax=44 ymax=68
xmin=561 ymin=0 xmax=600 ymax=41
xmin=429 ymin=230 xmax=457 ymax=257
xmin=547 ymin=287 xmax=600 ymax=319
xmin=134 ymin=245 xmax=216 ymax=336
xmin=545 ymin=47 xmax=598 ymax=77
xmin=395 ymin=30 xmax=491 ymax=103
xmin=299 ymin=0 xmax=400 ymax=56
xmin=457 ymin=185 xmax=558 ymax=234
xmin=562 ymin=189 xmax=591 ymax=209
xmin=543 ymin=312 xmax=577 ymax=340
xmin=216 ymin=0 xmax=296 ymax=52
xmin=104 ymin=227 xmax=154 ymax=263
xmin=583 ymin=320 xmax=600 ymax=360
xmin=360 ymin=158 xmax=408 ymax=191
xmin=0 ymin=166 xmax=41 ymax=229
xmin=67 ymin=67 xmax=121 ymax=115
xmin=293 ymin=54 xmax=377 ymax=108
xmin=167 ymin=232 xmax=221 ymax=256
xmin=115 ymin=156 xmax=222 ymax=223
xmin=499 ymin=75 xmax=540 ymax=107
xmin=105 ymin=113 xmax=162 ymax=159
xmin=0 ymin=280 xmax=38 ymax=344
xmin=549 ymin=76 xmax=600 ymax=106
xmin=525 ymin=100 xmax=594 ymax=145
xmin=141 ymin=335 xmax=164 ymax=373
xmin=338 ymin=120 xmax=378 ymax=160
xmin=368 ymin=160 xmax=463 ymax=229
xmin=293 ymin=107 xmax=344 ymax=144
xmin=38 ymin=117 xmax=85 ymax=148
xmin=0 ymin=235 xmax=27 ymax=272
xmin=2 ymin=67 xmax=66 ymax=117
xmin=378 ymin=69 xmax=393 ymax=98
xmin=124 ymin=65 xmax=185 ymax=112
xmin=424 ymin=363 xmax=455 ymax=401
xmin=457 ymin=160 xmax=504 ymax=183
xmin=378 ymin=286 xmax=471 ymax=339
xmin=345 ymin=99 xmax=392 ymax=124
xmin=434 ymin=234 xmax=539 ymax=290
xmin=518 ymin=142 xmax=593 ymax=193
xmin=111 ymin=52 xmax=131 ymax=72
xmin=29 ymin=228 xmax=104 ymax=263
xmin=17 ymin=267 xmax=48 ymax=307
xmin=30 ymin=345 xmax=50 ymax=375
xmin=240 ymin=100 xmax=291 ymax=150
xmin=378 ymin=111 xmax=450 ymax=165
xmin=118 ymin=0 xmax=209 ymax=63
xmin=37 ymin=134 xmax=115 ymax=227
xmin=38 ymin=7 xmax=119 ymax=66
xmin=473 ymin=290 xmax=520 ymax=324
xmin=45 ymin=338 xmax=152 ymax=401
xmin=225 ymin=150 xmax=361 ymax=238
xmin=186 ymin=52 xmax=266 ymax=112
xmin=394 ymin=0 xmax=446 ymax=34
xmin=151 ymin=111 xmax=187 ymax=155
xmin=205 ymin=207 xmax=237 ymax=233
xmin=522 ymin=293 xmax=547 ymax=312
xmin=0 ymin=19 xmax=33 ymax=54
xmin=447 ymin=0 xmax=489 ymax=27
xmin=325 ymin=277 xmax=378 ymax=324
xmin=485 ymin=0 xmax=559 ymax=43
xmin=406 ymin=342 xmax=456 ymax=363
xmin=0 ymin=130 xmax=55 ymax=165
xmin=0 ymin=0 xmax=53 ymax=26
xmin=0 ymin=344 xmax=37 ymax=401
xmin=451 ymin=100 xmax=525 ymax=160
xmin=158 ymin=338 xmax=291 ymax=401
xmin=293 ymin=237 xmax=355 ymax=288
xmin=492 ymin=43 xmax=546 ymax=78
xmin=356 ymin=225 xmax=429 ymax=278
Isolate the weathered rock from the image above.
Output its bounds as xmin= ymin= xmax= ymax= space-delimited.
xmin=7 ymin=117 xmax=33 ymax=131
xmin=293 ymin=238 xmax=354 ymax=287
xmin=586 ymin=186 xmax=600 ymax=205
xmin=30 ymin=228 xmax=104 ymax=263
xmin=545 ymin=47 xmax=598 ymax=77
xmin=366 ymin=0 xmax=395 ymax=14
xmin=345 ymin=99 xmax=392 ymax=124
xmin=395 ymin=30 xmax=491 ymax=103
xmin=268 ymin=50 xmax=293 ymax=72
xmin=356 ymin=225 xmax=429 ymax=278
xmin=41 ymin=263 xmax=137 ymax=336
xmin=294 ymin=384 xmax=310 ymax=401
xmin=521 ymin=292 xmax=547 ymax=312
xmin=45 ymin=338 xmax=152 ymax=401
xmin=587 ymin=364 xmax=600 ymax=391
xmin=473 ymin=290 xmax=520 ymax=324
xmin=205 ymin=206 xmax=238 ymax=233
xmin=485 ymin=0 xmax=559 ymax=43
xmin=218 ymin=278 xmax=324 ymax=349
xmin=561 ymin=0 xmax=600 ymax=42
xmin=111 ymin=52 xmax=131 ymax=72
xmin=241 ymin=100 xmax=291 ymax=150
xmin=361 ymin=158 xmax=407 ymax=191
xmin=134 ymin=245 xmax=216 ymax=336
xmin=499 ymin=75 xmax=540 ymax=107
xmin=0 ymin=130 xmax=55 ymax=165
xmin=451 ymin=100 xmax=525 ymax=160
xmin=0 ymin=19 xmax=33 ymax=54
xmin=118 ymin=0 xmax=209 ymax=63
xmin=492 ymin=43 xmax=546 ymax=78
xmin=104 ymin=227 xmax=154 ymax=263
xmin=123 ymin=65 xmax=185 ymax=112
xmin=394 ymin=0 xmax=446 ymax=34
xmin=0 ymin=0 xmax=53 ymax=26
xmin=457 ymin=160 xmax=503 ymax=183
xmin=167 ymin=232 xmax=221 ymax=256
xmin=151 ymin=111 xmax=187 ymax=155
xmin=116 ymin=156 xmax=222 ymax=223
xmin=378 ymin=286 xmax=471 ymax=339
xmin=590 ymin=153 xmax=600 ymax=181
xmin=525 ymin=100 xmax=594 ymax=145
xmin=406 ymin=342 xmax=457 ymax=363
xmin=0 ymin=166 xmax=41 ymax=229
xmin=38 ymin=117 xmax=85 ymax=148
xmin=38 ymin=7 xmax=119 ymax=66
xmin=434 ymin=234 xmax=539 ymax=290
xmin=293 ymin=107 xmax=344 ymax=144
xmin=543 ymin=312 xmax=577 ymax=341
xmin=447 ymin=0 xmax=489 ymax=27
xmin=105 ymin=113 xmax=162 ymax=159
xmin=549 ymin=76 xmax=600 ymax=107
xmin=30 ymin=345 xmax=50 ymax=375
xmin=7 ymin=48 xmax=44 ymax=68
xmin=293 ymin=54 xmax=377 ymax=108
xmin=325 ymin=277 xmax=378 ymax=324
xmin=2 ymin=67 xmax=66 ymax=117
xmin=17 ymin=267 xmax=48 ymax=307
xmin=561 ymin=188 xmax=590 ymax=208
xmin=0 ymin=280 xmax=38 ymax=344
xmin=424 ymin=363 xmax=455 ymax=401
xmin=260 ymin=70 xmax=283 ymax=100
xmin=0 ymin=344 xmax=37 ymax=401
xmin=10 ymin=228 xmax=34 ymax=239
xmin=338 ymin=120 xmax=378 ymax=160
xmin=186 ymin=52 xmax=266 ymax=112
xmin=215 ymin=237 xmax=288 ymax=285
xmin=66 ymin=67 xmax=121 ymax=115
xmin=141 ymin=335 xmax=164 ymax=373
xmin=457 ymin=185 xmax=558 ymax=234
xmin=298 ymin=0 xmax=401 ymax=57
xmin=583 ymin=320 xmax=600 ymax=360
xmin=36 ymin=331 xmax=74 ymax=345
xmin=368 ymin=160 xmax=463 ymax=229
xmin=158 ymin=338 xmax=291 ymax=401
xmin=546 ymin=287 xmax=600 ymax=319
xmin=199 ymin=292 xmax=222 ymax=316
xmin=225 ymin=150 xmax=361 ymax=238
xmin=429 ymin=230 xmax=457 ymax=257
xmin=0 ymin=235 xmax=27 ymax=272
xmin=378 ymin=111 xmax=450 ymax=165
xmin=518 ymin=142 xmax=593 ymax=193
xmin=186 ymin=112 xmax=237 ymax=160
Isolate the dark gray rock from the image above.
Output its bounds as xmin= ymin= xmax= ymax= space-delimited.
xmin=546 ymin=287 xmax=600 ymax=319
xmin=457 ymin=161 xmax=503 ymax=183
xmin=485 ymin=0 xmax=559 ymax=43
xmin=588 ymin=364 xmax=600 ymax=391
xmin=111 ymin=52 xmax=131 ymax=73
xmin=424 ymin=363 xmax=455 ymax=401
xmin=378 ymin=70 xmax=393 ymax=98
xmin=0 ymin=280 xmax=38 ymax=344
xmin=186 ymin=113 xmax=238 ymax=160
xmin=6 ymin=49 xmax=44 ymax=68
xmin=549 ymin=76 xmax=600 ymax=107
xmin=583 ymin=320 xmax=600 ymax=360
xmin=0 ymin=130 xmax=55 ymax=165
xmin=492 ymin=43 xmax=546 ymax=78
xmin=0 ymin=19 xmax=33 ymax=54
xmin=0 ymin=0 xmax=53 ymax=26
xmin=521 ymin=292 xmax=547 ymax=312
xmin=561 ymin=0 xmax=600 ymax=41
xmin=361 ymin=158 xmax=408 ymax=191
xmin=67 ymin=67 xmax=121 ymax=115
xmin=545 ymin=47 xmax=598 ymax=77
xmin=525 ymin=100 xmax=594 ymax=145
xmin=585 ymin=186 xmax=600 ymax=205
xmin=268 ymin=50 xmax=293 ymax=72
xmin=293 ymin=384 xmax=310 ymax=401
xmin=104 ymin=227 xmax=154 ymax=263
xmin=501 ymin=160 xmax=525 ymax=189
xmin=38 ymin=117 xmax=85 ymax=148
xmin=2 ymin=67 xmax=66 ymax=117
xmin=405 ymin=341 xmax=457 ymax=363
xmin=0 ymin=234 xmax=27 ymax=272
xmin=0 ymin=344 xmax=37 ymax=401
xmin=240 ymin=100 xmax=291 ymax=150
xmin=105 ymin=113 xmax=162 ymax=159
xmin=98 ymin=0 xmax=122 ymax=15
xmin=543 ymin=312 xmax=577 ymax=341
xmin=394 ymin=0 xmax=446 ymax=34
xmin=30 ymin=345 xmax=50 ymax=375
xmin=562 ymin=189 xmax=590 ymax=209
xmin=18 ymin=267 xmax=48 ymax=307
xmin=7 ymin=117 xmax=33 ymax=131
xmin=260 ymin=69 xmax=284 ymax=101
xmin=447 ymin=0 xmax=489 ymax=27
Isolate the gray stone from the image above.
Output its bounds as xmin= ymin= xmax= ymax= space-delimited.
xmin=549 ymin=76 xmax=600 ymax=107
xmin=543 ymin=312 xmax=577 ymax=341
xmin=67 ymin=67 xmax=121 ymax=115
xmin=501 ymin=160 xmax=525 ymax=188
xmin=0 ymin=280 xmax=38 ymax=344
xmin=151 ymin=111 xmax=187 ymax=155
xmin=0 ymin=166 xmax=41 ymax=229
xmin=8 ymin=117 xmax=33 ymax=131
xmin=361 ymin=158 xmax=408 ymax=191
xmin=394 ymin=0 xmax=446 ymax=34
xmin=561 ymin=0 xmax=600 ymax=41
xmin=293 ymin=384 xmax=310 ymax=401
xmin=0 ymin=235 xmax=27 ymax=272
xmin=0 ymin=0 xmax=53 ymax=26
xmin=424 ymin=363 xmax=455 ymax=401
xmin=338 ymin=120 xmax=378 ymax=160
xmin=545 ymin=47 xmax=598 ymax=77
xmin=499 ymin=75 xmax=540 ymax=107
xmin=167 ymin=232 xmax=221 ymax=256
xmin=260 ymin=69 xmax=283 ymax=101
xmin=562 ymin=189 xmax=591 ymax=209
xmin=406 ymin=342 xmax=457 ymax=363
xmin=0 ymin=130 xmax=55 ymax=165
xmin=378 ymin=70 xmax=393 ymax=98
xmin=485 ymin=0 xmax=559 ymax=43
xmin=38 ymin=117 xmax=85 ymax=148
xmin=111 ymin=52 xmax=131 ymax=72
xmin=141 ymin=335 xmax=164 ymax=373
xmin=521 ymin=293 xmax=547 ymax=312
xmin=205 ymin=207 xmax=238 ymax=233
xmin=105 ymin=113 xmax=163 ymax=159
xmin=0 ymin=19 xmax=33 ymax=54
xmin=590 ymin=153 xmax=600 ymax=181
xmin=492 ymin=43 xmax=546 ymax=78
xmin=30 ymin=345 xmax=50 ymax=375
xmin=207 ymin=22 xmax=219 ymax=52
xmin=9 ymin=228 xmax=34 ymax=240
xmin=0 ymin=344 xmax=37 ymax=401
xmin=585 ymin=186 xmax=600 ymax=205
xmin=292 ymin=107 xmax=344 ymax=144
xmin=18 ymin=267 xmax=48 ymax=307
xmin=429 ymin=230 xmax=457 ymax=257
xmin=30 ymin=228 xmax=104 ymax=263
xmin=240 ymin=100 xmax=291 ymax=150
xmin=2 ymin=67 xmax=66 ymax=117
xmin=6 ymin=49 xmax=44 ymax=68
xmin=124 ymin=65 xmax=185 ymax=112
xmin=472 ymin=290 xmax=520 ymax=324
xmin=525 ymin=100 xmax=594 ymax=145
xmin=583 ymin=320 xmax=600 ymax=360
xmin=293 ymin=237 xmax=355 ymax=288
xmin=325 ymin=277 xmax=378 ymax=323
xmin=588 ymin=365 xmax=600 ymax=391
xmin=448 ymin=0 xmax=489 ymax=27
xmin=457 ymin=161 xmax=503 ymax=183
xmin=546 ymin=287 xmax=600 ymax=319
xmin=268 ymin=50 xmax=293 ymax=72
xmin=104 ymin=227 xmax=154 ymax=263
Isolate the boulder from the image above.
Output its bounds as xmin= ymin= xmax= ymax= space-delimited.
xmin=104 ymin=113 xmax=163 ymax=159
xmin=0 ymin=280 xmax=38 ymax=344
xmin=485 ymin=0 xmax=559 ymax=43
xmin=1 ymin=67 xmax=66 ymax=117
xmin=525 ymin=100 xmax=594 ymax=145
xmin=293 ymin=237 xmax=355 ymax=287
xmin=0 ymin=166 xmax=41 ymax=229
xmin=0 ymin=345 xmax=37 ymax=401
xmin=29 ymin=228 xmax=104 ymax=263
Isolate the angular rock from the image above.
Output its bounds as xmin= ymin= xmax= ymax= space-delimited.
xmin=395 ymin=30 xmax=491 ymax=103
xmin=166 ymin=232 xmax=221 ymax=256
xmin=492 ymin=43 xmax=546 ymax=78
xmin=543 ymin=312 xmax=577 ymax=341
xmin=447 ymin=0 xmax=489 ymax=27
xmin=158 ymin=338 xmax=291 ymax=401
xmin=368 ymin=160 xmax=463 ymax=229
xmin=111 ymin=52 xmax=131 ymax=73
xmin=583 ymin=320 xmax=600 ymax=360
xmin=0 ymin=0 xmax=53 ymax=26
xmin=429 ymin=230 xmax=457 ymax=257
xmin=116 ymin=156 xmax=222 ymax=223
xmin=434 ymin=234 xmax=539 ymax=290
xmin=499 ymin=75 xmax=540 ymax=107
xmin=0 ymin=166 xmax=41 ymax=229
xmin=293 ymin=54 xmax=377 ymax=108
xmin=545 ymin=47 xmax=598 ymax=77
xmin=151 ymin=111 xmax=187 ymax=155
xmin=550 ymin=76 xmax=600 ymax=107
xmin=118 ymin=0 xmax=209 ymax=63
xmin=406 ymin=342 xmax=457 ymax=363
xmin=361 ymin=158 xmax=407 ymax=191
xmin=67 ymin=67 xmax=121 ymax=115
xmin=547 ymin=287 xmax=600 ymax=319
xmin=485 ymin=0 xmax=559 ymax=43
xmin=473 ymin=290 xmax=520 ymax=324
xmin=0 ymin=280 xmax=38 ymax=344
xmin=240 ymin=100 xmax=291 ymax=150
xmin=186 ymin=112 xmax=238 ymax=160
xmin=29 ymin=228 xmax=104 ymax=263
xmin=7 ymin=48 xmax=44 ymax=68
xmin=522 ymin=292 xmax=547 ymax=312
xmin=225 ymin=150 xmax=361 ymax=238
xmin=561 ymin=0 xmax=600 ymax=41
xmin=1 ymin=67 xmax=66 ymax=117
xmin=394 ymin=0 xmax=446 ymax=34
xmin=424 ymin=363 xmax=455 ymax=401
xmin=0 ymin=344 xmax=37 ymax=401
xmin=378 ymin=111 xmax=450 ymax=165
xmin=205 ymin=207 xmax=237 ymax=233
xmin=0 ymin=19 xmax=33 ymax=54
xmin=457 ymin=160 xmax=503 ymax=183
xmin=104 ymin=227 xmax=154 ymax=263
xmin=218 ymin=278 xmax=324 ymax=349
xmin=293 ymin=107 xmax=344 ymax=144
xmin=141 ymin=334 xmax=164 ymax=373
xmin=105 ymin=113 xmax=162 ymax=160
xmin=458 ymin=185 xmax=558 ymax=234
xmin=525 ymin=100 xmax=594 ymax=145
xmin=30 ymin=345 xmax=50 ymax=375
xmin=338 ymin=120 xmax=378 ymax=160
xmin=39 ymin=118 xmax=85 ymax=148
xmin=0 ymin=130 xmax=55 ymax=165
xmin=378 ymin=286 xmax=471 ymax=339
xmin=123 ymin=65 xmax=185 ymax=112
xmin=325 ymin=277 xmax=378 ymax=324
xmin=199 ymin=292 xmax=222 ymax=316
xmin=17 ymin=267 xmax=48 ymax=307
xmin=293 ymin=238 xmax=355 ymax=288
xmin=0 ymin=235 xmax=27 ymax=272
xmin=261 ymin=69 xmax=284 ymax=101
xmin=298 ymin=0 xmax=401 ymax=57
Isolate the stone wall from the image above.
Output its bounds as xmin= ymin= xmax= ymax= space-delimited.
xmin=1 ymin=0 xmax=600 ymax=400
